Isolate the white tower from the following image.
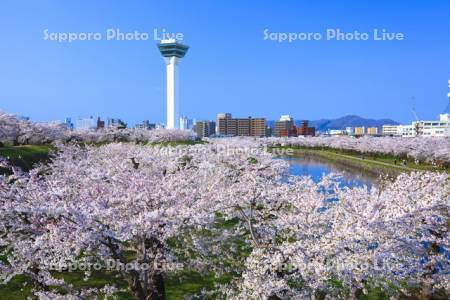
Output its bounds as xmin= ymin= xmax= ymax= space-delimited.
xmin=158 ymin=39 xmax=189 ymax=129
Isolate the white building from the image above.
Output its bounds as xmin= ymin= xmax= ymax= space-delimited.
xmin=345 ymin=127 xmax=354 ymax=135
xmin=75 ymin=117 xmax=96 ymax=130
xmin=382 ymin=125 xmax=400 ymax=136
xmin=382 ymin=114 xmax=449 ymax=137
xmin=415 ymin=115 xmax=449 ymax=137
xmin=279 ymin=115 xmax=294 ymax=122
xmin=400 ymin=125 xmax=416 ymax=137
xmin=179 ymin=116 xmax=194 ymax=130
xmin=328 ymin=129 xmax=346 ymax=136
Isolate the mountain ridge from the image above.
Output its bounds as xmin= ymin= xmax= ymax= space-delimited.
xmin=267 ymin=115 xmax=399 ymax=132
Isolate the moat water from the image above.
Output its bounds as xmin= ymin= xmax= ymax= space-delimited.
xmin=282 ymin=154 xmax=377 ymax=188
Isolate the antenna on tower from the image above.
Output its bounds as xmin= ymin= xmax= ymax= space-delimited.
xmin=410 ymin=96 xmax=422 ymax=136
xmin=411 ymin=96 xmax=420 ymax=121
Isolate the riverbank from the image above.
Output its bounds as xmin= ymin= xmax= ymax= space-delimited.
xmin=271 ymin=146 xmax=449 ymax=175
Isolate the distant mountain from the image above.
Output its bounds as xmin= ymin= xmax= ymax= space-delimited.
xmin=308 ymin=115 xmax=399 ymax=132
xmin=267 ymin=115 xmax=399 ymax=132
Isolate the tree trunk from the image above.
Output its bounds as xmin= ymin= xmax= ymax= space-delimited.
xmin=149 ymin=272 xmax=166 ymax=300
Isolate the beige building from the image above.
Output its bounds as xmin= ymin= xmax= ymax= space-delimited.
xmin=367 ymin=127 xmax=378 ymax=135
xmin=354 ymin=126 xmax=365 ymax=136
xmin=217 ymin=113 xmax=266 ymax=137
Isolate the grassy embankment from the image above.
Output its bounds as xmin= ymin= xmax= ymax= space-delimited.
xmin=0 ymin=145 xmax=53 ymax=171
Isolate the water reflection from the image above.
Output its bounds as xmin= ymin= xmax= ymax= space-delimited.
xmin=281 ymin=154 xmax=377 ymax=188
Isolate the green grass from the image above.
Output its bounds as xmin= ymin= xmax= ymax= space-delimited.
xmin=0 ymin=145 xmax=53 ymax=171
xmin=0 ymin=275 xmax=32 ymax=299
xmin=3 ymin=271 xmax=443 ymax=299
xmin=148 ymin=140 xmax=205 ymax=147
xmin=166 ymin=271 xmax=231 ymax=299
xmin=0 ymin=270 xmax=226 ymax=300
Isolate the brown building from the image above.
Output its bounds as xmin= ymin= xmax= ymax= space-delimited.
xmin=296 ymin=120 xmax=316 ymax=136
xmin=217 ymin=113 xmax=232 ymax=135
xmin=217 ymin=113 xmax=266 ymax=137
xmin=97 ymin=117 xmax=105 ymax=129
xmin=274 ymin=117 xmax=315 ymax=137
xmin=275 ymin=121 xmax=295 ymax=137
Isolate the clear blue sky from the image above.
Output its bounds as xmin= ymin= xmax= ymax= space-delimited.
xmin=1 ymin=0 xmax=449 ymax=125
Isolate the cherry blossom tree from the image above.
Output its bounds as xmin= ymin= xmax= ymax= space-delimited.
xmin=223 ymin=172 xmax=449 ymax=299
xmin=0 ymin=141 xmax=283 ymax=299
xmin=0 ymin=138 xmax=448 ymax=299
xmin=0 ymin=112 xmax=23 ymax=145
xmin=0 ymin=111 xmax=196 ymax=146
xmin=69 ymin=128 xmax=196 ymax=144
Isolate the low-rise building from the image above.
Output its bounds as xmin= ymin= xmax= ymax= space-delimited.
xmin=354 ymin=127 xmax=365 ymax=136
xmin=135 ymin=120 xmax=156 ymax=130
xmin=296 ymin=120 xmax=316 ymax=136
xmin=64 ymin=118 xmax=74 ymax=129
xmin=75 ymin=117 xmax=97 ymax=130
xmin=414 ymin=119 xmax=449 ymax=137
xmin=382 ymin=114 xmax=450 ymax=137
xmin=345 ymin=127 xmax=354 ymax=135
xmin=195 ymin=121 xmax=216 ymax=138
xmin=382 ymin=125 xmax=400 ymax=136
xmin=97 ymin=117 xmax=105 ymax=129
xmin=108 ymin=118 xmax=126 ymax=129
xmin=367 ymin=127 xmax=378 ymax=135
xmin=328 ymin=129 xmax=346 ymax=136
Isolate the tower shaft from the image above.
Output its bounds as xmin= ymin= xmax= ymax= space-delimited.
xmin=165 ymin=57 xmax=179 ymax=129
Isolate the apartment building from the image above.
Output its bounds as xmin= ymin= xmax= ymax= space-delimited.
xmin=195 ymin=121 xmax=216 ymax=138
xmin=217 ymin=113 xmax=266 ymax=137
xmin=274 ymin=115 xmax=295 ymax=137
xmin=297 ymin=120 xmax=316 ymax=136
xmin=367 ymin=127 xmax=378 ymax=135
xmin=354 ymin=127 xmax=365 ymax=136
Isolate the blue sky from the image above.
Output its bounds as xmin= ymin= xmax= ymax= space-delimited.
xmin=0 ymin=0 xmax=449 ymax=125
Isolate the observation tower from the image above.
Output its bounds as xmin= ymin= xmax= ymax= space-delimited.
xmin=157 ymin=39 xmax=189 ymax=129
